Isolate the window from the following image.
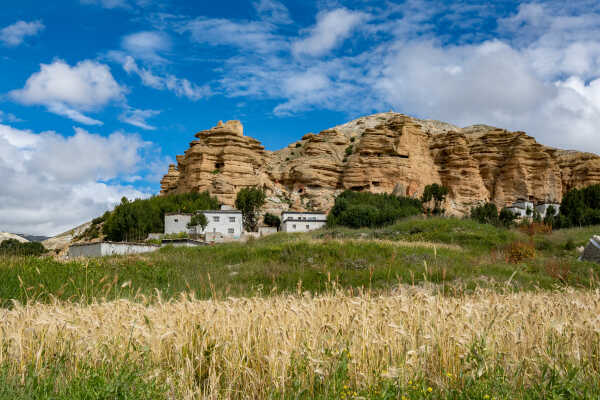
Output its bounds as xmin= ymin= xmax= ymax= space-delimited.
xmin=227 ymin=228 xmax=234 ymax=234
xmin=174 ymin=219 xmax=178 ymax=223
xmin=306 ymin=225 xmax=310 ymax=230
xmin=309 ymin=217 xmax=316 ymax=221
xmin=292 ymin=224 xmax=296 ymax=230
xmin=213 ymin=216 xmax=220 ymax=222
xmin=229 ymin=217 xmax=236 ymax=223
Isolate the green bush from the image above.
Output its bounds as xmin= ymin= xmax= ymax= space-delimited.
xmin=344 ymin=145 xmax=353 ymax=156
xmin=327 ymin=190 xmax=422 ymax=228
xmin=102 ymin=192 xmax=219 ymax=242
xmin=556 ymin=184 xmax=600 ymax=228
xmin=421 ymin=184 xmax=449 ymax=215
xmin=0 ymin=239 xmax=46 ymax=256
xmin=263 ymin=213 xmax=281 ymax=228
xmin=470 ymin=203 xmax=516 ymax=228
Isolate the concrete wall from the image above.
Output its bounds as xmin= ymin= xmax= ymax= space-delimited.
xmin=161 ymin=239 xmax=206 ymax=247
xmin=200 ymin=212 xmax=243 ymax=238
xmin=164 ymin=214 xmax=192 ymax=234
xmin=258 ymin=226 xmax=278 ymax=236
xmin=281 ymin=212 xmax=327 ymax=233
xmin=69 ymin=242 xmax=159 ymax=258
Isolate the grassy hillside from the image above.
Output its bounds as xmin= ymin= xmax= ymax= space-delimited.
xmin=1 ymin=217 xmax=598 ymax=306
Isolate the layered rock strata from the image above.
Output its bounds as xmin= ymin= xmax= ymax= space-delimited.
xmin=160 ymin=113 xmax=600 ymax=216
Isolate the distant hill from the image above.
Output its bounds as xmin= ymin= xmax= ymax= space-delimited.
xmin=0 ymin=233 xmax=28 ymax=243
xmin=13 ymin=234 xmax=50 ymax=242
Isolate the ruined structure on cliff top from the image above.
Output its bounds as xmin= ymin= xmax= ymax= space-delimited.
xmin=160 ymin=113 xmax=600 ymax=216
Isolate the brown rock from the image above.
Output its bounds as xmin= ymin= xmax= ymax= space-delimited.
xmin=160 ymin=113 xmax=600 ymax=216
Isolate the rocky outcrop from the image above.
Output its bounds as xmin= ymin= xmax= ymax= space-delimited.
xmin=160 ymin=113 xmax=600 ymax=216
xmin=0 ymin=233 xmax=28 ymax=244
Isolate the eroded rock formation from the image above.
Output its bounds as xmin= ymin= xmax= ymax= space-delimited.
xmin=160 ymin=113 xmax=600 ymax=215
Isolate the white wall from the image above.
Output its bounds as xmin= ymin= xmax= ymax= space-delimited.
xmin=281 ymin=213 xmax=327 ymax=233
xmin=164 ymin=214 xmax=192 ymax=234
xmin=69 ymin=242 xmax=159 ymax=258
xmin=201 ymin=212 xmax=243 ymax=238
xmin=535 ymin=204 xmax=560 ymax=218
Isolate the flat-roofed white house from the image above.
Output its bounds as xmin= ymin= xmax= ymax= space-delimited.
xmin=535 ymin=203 xmax=560 ymax=218
xmin=506 ymin=200 xmax=534 ymax=218
xmin=280 ymin=211 xmax=327 ymax=233
xmin=164 ymin=207 xmax=243 ymax=239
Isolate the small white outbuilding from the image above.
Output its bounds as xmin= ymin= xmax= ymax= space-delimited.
xmin=280 ymin=211 xmax=327 ymax=233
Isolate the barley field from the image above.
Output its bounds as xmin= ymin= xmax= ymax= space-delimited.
xmin=1 ymin=287 xmax=599 ymax=399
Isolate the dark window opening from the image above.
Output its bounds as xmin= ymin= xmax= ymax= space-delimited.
xmin=397 ymin=154 xmax=409 ymax=159
xmin=372 ymin=182 xmax=380 ymax=187
xmin=351 ymin=186 xmax=364 ymax=191
xmin=215 ymin=162 xmax=224 ymax=169
xmin=298 ymin=188 xmax=304 ymax=193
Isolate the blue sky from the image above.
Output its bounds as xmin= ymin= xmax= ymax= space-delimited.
xmin=2 ymin=0 xmax=600 ymax=235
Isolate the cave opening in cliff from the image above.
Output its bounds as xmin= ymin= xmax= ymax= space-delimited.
xmin=372 ymin=181 xmax=380 ymax=187
xmin=215 ymin=162 xmax=224 ymax=170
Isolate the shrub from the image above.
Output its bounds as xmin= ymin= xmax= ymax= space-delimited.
xmin=187 ymin=213 xmax=208 ymax=233
xmin=505 ymin=241 xmax=536 ymax=264
xmin=556 ymin=184 xmax=600 ymax=228
xmin=263 ymin=213 xmax=281 ymax=229
xmin=0 ymin=239 xmax=46 ymax=256
xmin=102 ymin=192 xmax=219 ymax=242
xmin=498 ymin=208 xmax=517 ymax=228
xmin=421 ymin=184 xmax=449 ymax=215
xmin=470 ymin=203 xmax=498 ymax=225
xmin=327 ymin=190 xmax=422 ymax=228
xmin=344 ymin=145 xmax=353 ymax=157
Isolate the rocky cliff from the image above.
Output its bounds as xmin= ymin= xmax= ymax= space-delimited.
xmin=160 ymin=113 xmax=600 ymax=215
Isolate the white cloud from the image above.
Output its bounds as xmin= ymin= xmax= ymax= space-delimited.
xmin=0 ymin=124 xmax=156 ymax=235
xmin=0 ymin=111 xmax=22 ymax=123
xmin=0 ymin=20 xmax=44 ymax=47
xmin=80 ymin=0 xmax=152 ymax=9
xmin=119 ymin=107 xmax=161 ymax=130
xmin=114 ymin=54 xmax=210 ymax=100
xmin=122 ymin=31 xmax=171 ymax=63
xmin=10 ymin=59 xmax=124 ymax=125
xmin=254 ymin=0 xmax=292 ymax=24
xmin=182 ymin=17 xmax=286 ymax=54
xmin=292 ymin=8 xmax=368 ymax=57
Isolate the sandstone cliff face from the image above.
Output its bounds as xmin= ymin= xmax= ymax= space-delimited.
xmin=160 ymin=113 xmax=600 ymax=216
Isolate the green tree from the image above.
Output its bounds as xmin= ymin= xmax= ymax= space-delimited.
xmin=470 ymin=203 xmax=499 ymax=225
xmin=498 ymin=208 xmax=517 ymax=228
xmin=327 ymin=190 xmax=422 ymax=228
xmin=263 ymin=213 xmax=281 ymax=229
xmin=235 ymin=187 xmax=266 ymax=232
xmin=421 ymin=184 xmax=449 ymax=215
xmin=187 ymin=213 xmax=208 ymax=235
xmin=102 ymin=192 xmax=219 ymax=241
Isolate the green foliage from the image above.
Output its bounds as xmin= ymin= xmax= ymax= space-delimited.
xmin=498 ymin=208 xmax=517 ymax=228
xmin=102 ymin=192 xmax=219 ymax=242
xmin=557 ymin=184 xmax=600 ymax=228
xmin=344 ymin=145 xmax=353 ymax=156
xmin=0 ymin=239 xmax=46 ymax=256
xmin=187 ymin=213 xmax=208 ymax=231
xmin=470 ymin=203 xmax=517 ymax=228
xmin=421 ymin=184 xmax=449 ymax=215
xmin=327 ymin=190 xmax=422 ymax=228
xmin=470 ymin=203 xmax=498 ymax=225
xmin=235 ymin=187 xmax=266 ymax=232
xmin=263 ymin=213 xmax=281 ymax=228
xmin=0 ymin=359 xmax=167 ymax=399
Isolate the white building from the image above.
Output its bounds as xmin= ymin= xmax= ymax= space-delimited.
xmin=506 ymin=200 xmax=534 ymax=218
xmin=280 ymin=211 xmax=327 ymax=233
xmin=535 ymin=203 xmax=560 ymax=218
xmin=164 ymin=207 xmax=243 ymax=239
xmin=69 ymin=242 xmax=159 ymax=258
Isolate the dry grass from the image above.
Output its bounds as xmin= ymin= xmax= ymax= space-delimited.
xmin=0 ymin=288 xmax=599 ymax=398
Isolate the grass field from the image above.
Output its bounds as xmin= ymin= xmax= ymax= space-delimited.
xmin=1 ymin=217 xmax=599 ymax=398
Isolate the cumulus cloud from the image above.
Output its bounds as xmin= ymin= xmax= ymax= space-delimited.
xmin=119 ymin=107 xmax=161 ymax=130
xmin=10 ymin=59 xmax=124 ymax=125
xmin=0 ymin=20 xmax=44 ymax=47
xmin=122 ymin=31 xmax=171 ymax=63
xmin=292 ymin=8 xmax=368 ymax=57
xmin=0 ymin=124 xmax=159 ymax=235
